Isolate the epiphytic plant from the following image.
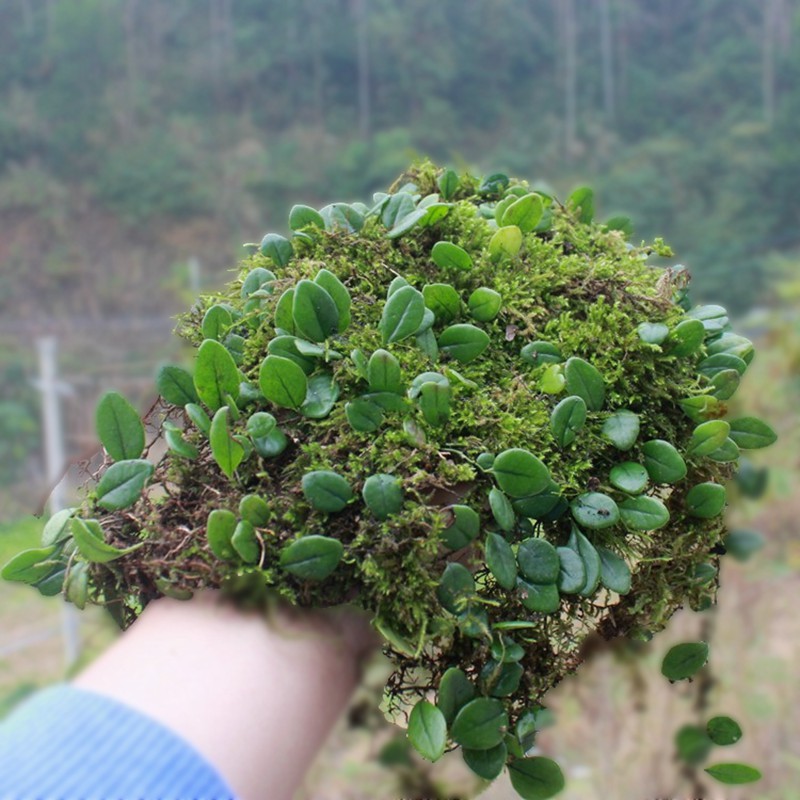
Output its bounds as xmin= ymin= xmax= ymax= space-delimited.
xmin=4 ymin=162 xmax=775 ymax=798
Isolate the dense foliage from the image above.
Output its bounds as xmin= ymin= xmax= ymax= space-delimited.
xmin=0 ymin=0 xmax=798 ymax=317
xmin=2 ymin=163 xmax=775 ymax=797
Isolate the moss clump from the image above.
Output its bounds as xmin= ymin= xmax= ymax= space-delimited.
xmin=4 ymin=162 xmax=776 ymax=798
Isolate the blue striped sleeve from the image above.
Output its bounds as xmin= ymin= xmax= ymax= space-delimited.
xmin=0 ymin=684 xmax=236 ymax=800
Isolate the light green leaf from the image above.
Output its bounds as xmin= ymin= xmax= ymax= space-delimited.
xmin=492 ymin=449 xmax=551 ymax=498
xmin=704 ymin=763 xmax=761 ymax=785
xmin=520 ymin=341 xmax=563 ymax=366
xmin=571 ymin=492 xmax=619 ymax=529
xmin=642 ymin=439 xmax=687 ymax=483
xmin=602 ymin=410 xmax=640 ymax=451
xmin=274 ymin=287 xmax=297 ymax=335
xmin=231 ymin=520 xmax=259 ymax=563
xmin=686 ymin=482 xmax=726 ymax=518
xmin=567 ymin=186 xmax=594 ymax=223
xmin=156 ymin=365 xmax=199 ymax=406
xmin=667 ymin=319 xmax=705 ymax=357
xmin=239 ymin=494 xmax=270 ymax=526
xmin=438 ymin=323 xmax=490 ymax=363
xmin=431 ymin=240 xmax=472 ymax=271
xmin=362 ymin=474 xmax=403 ymax=520
xmin=706 ymin=332 xmax=754 ymax=364
xmin=206 ymin=509 xmax=237 ymax=560
xmin=661 ymin=641 xmax=709 ymax=681
xmin=710 ymin=369 xmax=740 ymax=400
xmin=564 ymin=357 xmax=605 ymax=411
xmin=408 ymin=701 xmax=447 ymax=762
xmin=280 ymin=535 xmax=343 ymax=580
xmin=2 ymin=546 xmax=58 ymax=583
xmin=688 ymin=304 xmax=730 ymax=334
xmin=619 ymin=495 xmax=670 ymax=530
xmin=194 ymin=339 xmax=241 ymax=412
xmin=550 ymin=395 xmax=587 ymax=447
xmin=485 ymin=532 xmax=517 ymax=589
xmin=72 ymin=518 xmax=140 ymax=563
xmin=41 ymin=508 xmax=75 ymax=547
xmin=467 ymin=287 xmax=502 ymax=322
xmin=201 ymin=304 xmax=233 ymax=341
xmin=698 ymin=353 xmax=747 ymax=379
xmin=302 ymin=470 xmax=354 ymax=513
xmin=437 ymin=168 xmax=459 ymax=199
xmin=210 ymin=407 xmax=244 ymax=478
xmin=637 ymin=322 xmax=669 ymax=344
xmin=609 ymin=462 xmax=649 ymax=494
xmin=488 ymin=225 xmax=523 ymax=262
xmin=95 ymin=391 xmax=145 ymax=462
xmin=185 ymin=403 xmax=211 ymax=436
xmin=539 ymin=364 xmax=566 ymax=394
xmin=728 ymin=417 xmax=777 ymax=449
xmin=501 ymin=193 xmax=543 ymax=232
xmin=423 ymin=283 xmax=461 ymax=323
xmin=241 ymin=267 xmax=276 ymax=299
xmin=96 ymin=459 xmax=154 ymax=510
xmin=380 ymin=285 xmax=426 ymax=344
xmin=688 ymin=420 xmax=731 ymax=457
xmin=259 ymin=355 xmax=308 ymax=410
xmin=164 ymin=426 xmax=199 ymax=460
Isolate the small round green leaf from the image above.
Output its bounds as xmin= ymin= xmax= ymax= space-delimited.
xmin=206 ymin=509 xmax=237 ymax=560
xmin=564 ymin=357 xmax=605 ymax=411
xmin=1 ymin=546 xmax=58 ymax=583
xmin=201 ymin=304 xmax=233 ymax=341
xmin=345 ymin=397 xmax=384 ymax=432
xmin=571 ymin=492 xmax=619 ymax=529
xmin=301 ymin=373 xmax=339 ymax=419
xmin=501 ymin=193 xmax=543 ymax=232
xmin=485 ymin=532 xmax=517 ymax=589
xmin=609 ymin=462 xmax=649 ymax=494
xmin=488 ymin=225 xmax=523 ymax=262
xmin=517 ymin=578 xmax=561 ymax=613
xmin=539 ymin=364 xmax=566 ymax=394
xmin=437 ymin=168 xmax=459 ymax=200
xmin=463 ymin=742 xmax=507 ymax=781
xmin=260 ymin=232 xmax=293 ymax=266
xmin=157 ymin=365 xmax=199 ymax=406
xmin=437 ymin=562 xmax=475 ymax=614
xmin=520 ymin=341 xmax=562 ymax=366
xmin=362 ymin=474 xmax=403 ymax=520
xmin=567 ymin=526 xmax=601 ymax=597
xmin=707 ymin=716 xmax=742 ymax=746
xmin=723 ymin=529 xmax=764 ymax=561
xmin=707 ymin=332 xmax=754 ymax=363
xmin=380 ymin=285 xmax=426 ymax=344
xmin=419 ymin=381 xmax=451 ymax=426
xmin=302 ymin=470 xmax=354 ymax=513
xmin=407 ymin=700 xmax=447 ymax=762
xmin=489 ymin=488 xmax=515 ymax=532
xmin=637 ymin=322 xmax=669 ymax=344
xmin=668 ymin=319 xmax=705 ymax=356
xmin=675 ymin=724 xmax=713 ymax=766
xmin=95 ymin=391 xmax=145 ymax=462
xmin=556 ymin=546 xmax=586 ymax=594
xmin=698 ymin=353 xmax=747 ymax=379
xmin=41 ymin=508 xmax=75 ymax=547
xmin=508 ymin=756 xmax=565 ymax=800
xmin=231 ymin=520 xmax=259 ymax=563
xmin=602 ymin=410 xmax=640 ymax=451
xmin=239 ymin=494 xmax=270 ymax=526
xmin=314 ymin=268 xmax=351 ymax=331
xmin=450 ymin=698 xmax=508 ymax=750
xmin=438 ymin=323 xmax=490 ymax=363
xmin=642 ymin=439 xmax=687 ymax=484
xmin=596 ymin=545 xmax=631 ymax=594
xmin=688 ymin=304 xmax=730 ymax=334
xmin=550 ymin=395 xmax=587 ymax=448
xmin=492 ymin=449 xmax=551 ymax=498
xmin=289 ymin=204 xmax=324 ymax=230
xmin=292 ymin=279 xmax=339 ymax=342
xmin=568 ymin=186 xmax=594 ymax=222
xmin=618 ymin=495 xmax=669 ymax=530
xmin=72 ymin=518 xmax=140 ymax=563
xmin=517 ymin=538 xmax=560 ymax=584
xmin=704 ymin=763 xmax=761 ymax=785
xmin=96 ymin=459 xmax=154 ymax=511
xmin=431 ymin=240 xmax=472 ymax=271
xmin=437 ymin=667 xmax=475 ymax=725
xmin=468 ymin=287 xmax=502 ymax=322
xmin=422 ymin=283 xmax=461 ymax=323
xmin=241 ymin=267 xmax=276 ymax=299
xmin=728 ymin=417 xmax=777 ymax=449
xmin=209 ymin=407 xmax=244 ymax=478
xmin=194 ymin=339 xmax=241 ymax=412
xmin=441 ymin=504 xmax=480 ymax=550
xmin=259 ymin=355 xmax=308 ymax=410
xmin=686 ymin=482 xmax=726 ymax=518
xmin=279 ymin=535 xmax=344 ymax=581
xmin=661 ymin=641 xmax=709 ymax=681
xmin=367 ymin=349 xmax=403 ymax=394
xmin=709 ymin=369 xmax=740 ymax=401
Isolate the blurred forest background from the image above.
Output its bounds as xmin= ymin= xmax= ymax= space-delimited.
xmin=0 ymin=2 xmax=798 ymax=799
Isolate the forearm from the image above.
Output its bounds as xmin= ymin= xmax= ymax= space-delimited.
xmin=73 ymin=592 xmax=370 ymax=800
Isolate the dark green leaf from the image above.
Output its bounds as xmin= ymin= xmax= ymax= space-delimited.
xmin=419 ymin=381 xmax=451 ymax=426
xmin=362 ymin=391 xmax=407 ymax=412
xmin=289 ymin=204 xmax=324 ymax=230
xmin=550 ymin=395 xmax=587 ymax=448
xmin=266 ymin=336 xmax=315 ymax=373
xmin=723 ymin=529 xmax=764 ymax=561
xmin=274 ymin=287 xmax=297 ymax=334
xmin=564 ymin=357 xmax=605 ymax=411
xmin=431 ymin=240 xmax=472 ymax=271
xmin=239 ymin=494 xmax=270 ymax=526
xmin=157 ymin=365 xmax=199 ymax=406
xmin=517 ymin=538 xmax=560 ymax=584
xmin=380 ymin=285 xmax=425 ymax=344
xmin=675 ymin=725 xmax=713 ymax=766
xmin=704 ymin=763 xmax=761 ymax=785
xmin=567 ymin=186 xmax=594 ymax=223
xmin=735 ymin=458 xmax=769 ymax=498
xmin=707 ymin=437 xmax=740 ymax=462
xmin=508 ymin=756 xmax=565 ymax=800
xmin=438 ymin=323 xmax=490 ymax=363
xmin=437 ymin=168 xmax=459 ymax=199
xmin=680 ymin=395 xmax=721 ymax=422
xmin=368 ymin=349 xmax=403 ymax=394
xmin=301 ymin=373 xmax=339 ymax=419
xmin=65 ymin=562 xmax=88 ymax=608
xmin=320 ymin=202 xmax=364 ymax=232
xmin=602 ymin=410 xmax=640 ymax=451
xmin=668 ymin=319 xmax=705 ymax=357
xmin=609 ymin=462 xmax=649 ymax=494
xmin=201 ymin=304 xmax=233 ymax=341
xmin=482 ymin=660 xmax=524 ymax=697
xmin=423 ymin=283 xmax=461 ymax=323
xmin=520 ymin=341 xmax=562 ymax=366
xmin=463 ymin=743 xmax=507 ymax=781
xmin=206 ymin=509 xmax=237 ymax=560
xmin=698 ymin=353 xmax=747 ymax=379
xmin=437 ymin=667 xmax=475 ymax=726
xmin=292 ymin=279 xmax=339 ymax=342
xmin=209 ymin=407 xmax=244 ymax=478
xmin=489 ymin=488 xmax=515 ymax=532
xmin=259 ymin=355 xmax=308 ymax=410
xmin=556 ymin=546 xmax=586 ymax=594
xmin=688 ymin=304 xmax=730 ymax=335
xmin=661 ymin=641 xmax=709 ymax=681
xmin=492 ymin=449 xmax=551 ymax=498
xmin=707 ymin=716 xmax=742 ymax=746
xmin=488 ymin=225 xmax=522 ymax=262
xmin=194 ymin=339 xmax=241 ymax=412
xmin=597 ymin=546 xmax=631 ymax=594
xmin=728 ymin=417 xmax=777 ymax=449
xmin=479 ymin=172 xmax=509 ymax=196
xmin=437 ymin=562 xmax=475 ymax=614
xmin=72 ymin=518 xmax=140 ymax=563
xmin=280 ymin=535 xmax=343 ymax=581
xmin=302 ymin=470 xmax=354 ymax=513
xmin=441 ymin=504 xmax=480 ymax=550
xmin=407 ymin=700 xmax=447 ymax=762
xmin=259 ymin=232 xmax=293 ymax=266
xmin=450 ymin=698 xmax=508 ymax=750
xmin=314 ymin=269 xmax=351 ymax=331
xmin=96 ymin=459 xmax=154 ymax=510
xmin=642 ymin=439 xmax=687 ymax=483
xmin=467 ymin=287 xmax=502 ymax=322
xmin=485 ymin=532 xmax=517 ymax=589
xmin=567 ymin=526 xmax=601 ymax=597
xmin=241 ymin=267 xmax=276 ymax=299
xmin=686 ymin=482 xmax=726 ymax=518
xmin=619 ymin=495 xmax=670 ymax=530
xmin=345 ymin=397 xmax=384 ymax=432
xmin=362 ymin=473 xmax=403 ymax=520
xmin=95 ymin=391 xmax=145 ymax=462
xmin=571 ymin=492 xmax=619 ymax=529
